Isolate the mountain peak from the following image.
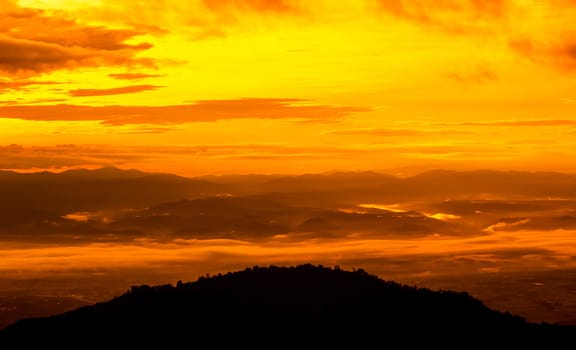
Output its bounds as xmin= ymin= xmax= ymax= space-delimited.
xmin=59 ymin=166 xmax=148 ymax=179
xmin=1 ymin=264 xmax=574 ymax=347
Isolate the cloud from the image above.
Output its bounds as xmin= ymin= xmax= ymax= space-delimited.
xmin=432 ymin=119 xmax=576 ymax=127
xmin=0 ymin=144 xmax=319 ymax=171
xmin=1 ymin=98 xmax=69 ymax=105
xmin=110 ymin=126 xmax=180 ymax=134
xmin=485 ymin=216 xmax=576 ymax=232
xmin=0 ymin=3 xmax=155 ymax=76
xmin=329 ymin=128 xmax=472 ymax=137
xmin=200 ymin=0 xmax=301 ymax=13
xmin=0 ymin=98 xmax=369 ymax=124
xmin=108 ymin=73 xmax=164 ymax=80
xmin=68 ymin=85 xmax=163 ymax=97
xmin=0 ymin=80 xmax=60 ymax=92
xmin=446 ymin=64 xmax=498 ymax=87
xmin=0 ymin=142 xmax=404 ymax=173
xmin=2 ymin=228 xmax=575 ymax=282
xmin=0 ymin=144 xmax=142 ymax=170
xmin=374 ymin=0 xmax=509 ymax=34
xmin=374 ymin=0 xmax=576 ymax=71
xmin=81 ymin=0 xmax=308 ymax=41
xmin=509 ymin=36 xmax=576 ymax=71
xmin=0 ymin=142 xmax=518 ymax=175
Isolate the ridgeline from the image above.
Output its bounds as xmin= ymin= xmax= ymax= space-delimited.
xmin=1 ymin=264 xmax=574 ymax=348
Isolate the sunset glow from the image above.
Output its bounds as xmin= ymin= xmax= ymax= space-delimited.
xmin=1 ymin=0 xmax=576 ymax=332
xmin=1 ymin=0 xmax=575 ymax=176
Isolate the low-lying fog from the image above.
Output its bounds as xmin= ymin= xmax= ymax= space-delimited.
xmin=1 ymin=168 xmax=575 ymax=328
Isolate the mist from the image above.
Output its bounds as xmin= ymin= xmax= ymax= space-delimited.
xmin=1 ymin=167 xmax=576 ymax=329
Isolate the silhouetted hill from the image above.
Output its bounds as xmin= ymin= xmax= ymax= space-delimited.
xmin=1 ymin=264 xmax=574 ymax=348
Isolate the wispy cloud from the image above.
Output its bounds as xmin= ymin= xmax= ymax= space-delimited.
xmin=373 ymin=0 xmax=509 ymax=34
xmin=0 ymin=144 xmax=142 ymax=170
xmin=0 ymin=80 xmax=60 ymax=92
xmin=509 ymin=36 xmax=576 ymax=71
xmin=432 ymin=119 xmax=576 ymax=127
xmin=445 ymin=64 xmax=498 ymax=87
xmin=2 ymin=229 xmax=576 ymax=280
xmin=0 ymin=141 xmax=546 ymax=174
xmin=79 ymin=0 xmax=309 ymax=42
xmin=200 ymin=0 xmax=301 ymax=13
xmin=68 ymin=85 xmax=163 ymax=97
xmin=0 ymin=98 xmax=369 ymax=124
xmin=374 ymin=0 xmax=576 ymax=71
xmin=110 ymin=126 xmax=181 ymax=134
xmin=329 ymin=128 xmax=472 ymax=137
xmin=108 ymin=73 xmax=164 ymax=80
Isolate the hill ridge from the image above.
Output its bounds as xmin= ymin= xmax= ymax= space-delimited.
xmin=1 ymin=264 xmax=574 ymax=348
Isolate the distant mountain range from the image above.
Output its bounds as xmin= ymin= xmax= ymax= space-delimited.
xmin=2 ymin=166 xmax=576 ymax=242
xmin=1 ymin=264 xmax=574 ymax=348
xmin=3 ymin=167 xmax=576 ymax=210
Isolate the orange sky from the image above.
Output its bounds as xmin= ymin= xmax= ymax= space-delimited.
xmin=1 ymin=0 xmax=576 ymax=176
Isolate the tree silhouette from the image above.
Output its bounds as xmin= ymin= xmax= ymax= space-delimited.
xmin=0 ymin=264 xmax=574 ymax=348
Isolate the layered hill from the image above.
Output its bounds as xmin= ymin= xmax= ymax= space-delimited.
xmin=1 ymin=264 xmax=574 ymax=348
xmin=4 ymin=167 xmax=576 ymax=243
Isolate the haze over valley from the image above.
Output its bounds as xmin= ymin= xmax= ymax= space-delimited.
xmin=1 ymin=167 xmax=575 ymax=329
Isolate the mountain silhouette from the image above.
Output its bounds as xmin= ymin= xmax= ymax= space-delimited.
xmin=0 ymin=167 xmax=226 ymax=213
xmin=1 ymin=264 xmax=574 ymax=348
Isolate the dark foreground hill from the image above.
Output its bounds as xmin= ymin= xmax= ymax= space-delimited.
xmin=1 ymin=264 xmax=574 ymax=348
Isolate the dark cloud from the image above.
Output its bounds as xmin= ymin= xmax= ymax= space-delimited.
xmin=68 ymin=85 xmax=163 ymax=97
xmin=510 ymin=36 xmax=576 ymax=71
xmin=0 ymin=34 xmax=154 ymax=77
xmin=0 ymin=3 xmax=155 ymax=76
xmin=0 ymin=98 xmax=369 ymax=124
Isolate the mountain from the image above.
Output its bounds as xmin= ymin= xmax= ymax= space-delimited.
xmin=4 ymin=167 xmax=576 ymax=243
xmin=0 ymin=167 xmax=227 ymax=213
xmin=405 ymin=169 xmax=576 ymax=198
xmin=1 ymin=264 xmax=574 ymax=348
xmin=3 ymin=167 xmax=576 ymax=214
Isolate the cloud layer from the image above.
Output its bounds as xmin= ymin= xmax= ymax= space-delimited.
xmin=0 ymin=0 xmax=154 ymax=76
xmin=68 ymin=85 xmax=163 ymax=97
xmin=0 ymin=98 xmax=368 ymax=124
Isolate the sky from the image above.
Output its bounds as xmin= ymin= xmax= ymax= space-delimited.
xmin=1 ymin=0 xmax=576 ymax=176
